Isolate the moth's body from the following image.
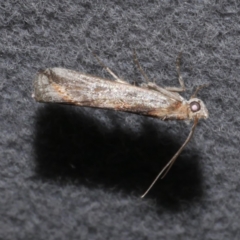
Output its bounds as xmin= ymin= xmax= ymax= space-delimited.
xmin=33 ymin=68 xmax=208 ymax=121
xmin=33 ymin=54 xmax=208 ymax=198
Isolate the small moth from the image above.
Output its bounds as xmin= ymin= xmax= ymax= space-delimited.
xmin=33 ymin=52 xmax=208 ymax=198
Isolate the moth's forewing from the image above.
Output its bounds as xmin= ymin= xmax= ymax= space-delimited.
xmin=34 ymin=68 xmax=187 ymax=119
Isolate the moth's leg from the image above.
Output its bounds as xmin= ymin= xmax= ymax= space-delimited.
xmin=191 ymin=84 xmax=209 ymax=98
xmin=93 ymin=53 xmax=129 ymax=84
xmin=133 ymin=50 xmax=163 ymax=90
xmin=135 ymin=51 xmax=185 ymax=93
xmin=165 ymin=52 xmax=186 ymax=92
xmin=133 ymin=49 xmax=151 ymax=83
xmin=140 ymin=82 xmax=182 ymax=101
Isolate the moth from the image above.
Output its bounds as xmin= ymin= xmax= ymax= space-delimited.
xmin=33 ymin=52 xmax=208 ymax=198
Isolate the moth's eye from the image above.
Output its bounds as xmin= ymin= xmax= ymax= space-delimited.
xmin=190 ymin=101 xmax=201 ymax=112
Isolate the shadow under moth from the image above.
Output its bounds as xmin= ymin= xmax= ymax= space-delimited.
xmin=33 ymin=52 xmax=208 ymax=198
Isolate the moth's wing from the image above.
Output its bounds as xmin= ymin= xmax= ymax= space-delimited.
xmin=33 ymin=68 xmax=184 ymax=119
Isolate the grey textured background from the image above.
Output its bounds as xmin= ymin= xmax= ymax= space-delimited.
xmin=1 ymin=1 xmax=240 ymax=239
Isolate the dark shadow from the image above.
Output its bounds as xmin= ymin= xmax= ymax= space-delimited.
xmin=33 ymin=104 xmax=204 ymax=211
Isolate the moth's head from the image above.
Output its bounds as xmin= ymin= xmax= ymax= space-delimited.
xmin=187 ymin=98 xmax=208 ymax=120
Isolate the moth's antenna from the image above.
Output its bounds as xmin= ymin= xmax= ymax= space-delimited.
xmin=141 ymin=117 xmax=199 ymax=198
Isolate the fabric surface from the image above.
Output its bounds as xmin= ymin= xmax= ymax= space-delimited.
xmin=1 ymin=1 xmax=240 ymax=239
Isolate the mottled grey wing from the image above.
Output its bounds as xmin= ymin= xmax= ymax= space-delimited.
xmin=33 ymin=68 xmax=180 ymax=118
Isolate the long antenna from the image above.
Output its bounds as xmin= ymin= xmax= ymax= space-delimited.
xmin=141 ymin=118 xmax=199 ymax=198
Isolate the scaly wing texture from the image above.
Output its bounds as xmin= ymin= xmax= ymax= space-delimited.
xmin=34 ymin=68 xmax=185 ymax=119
